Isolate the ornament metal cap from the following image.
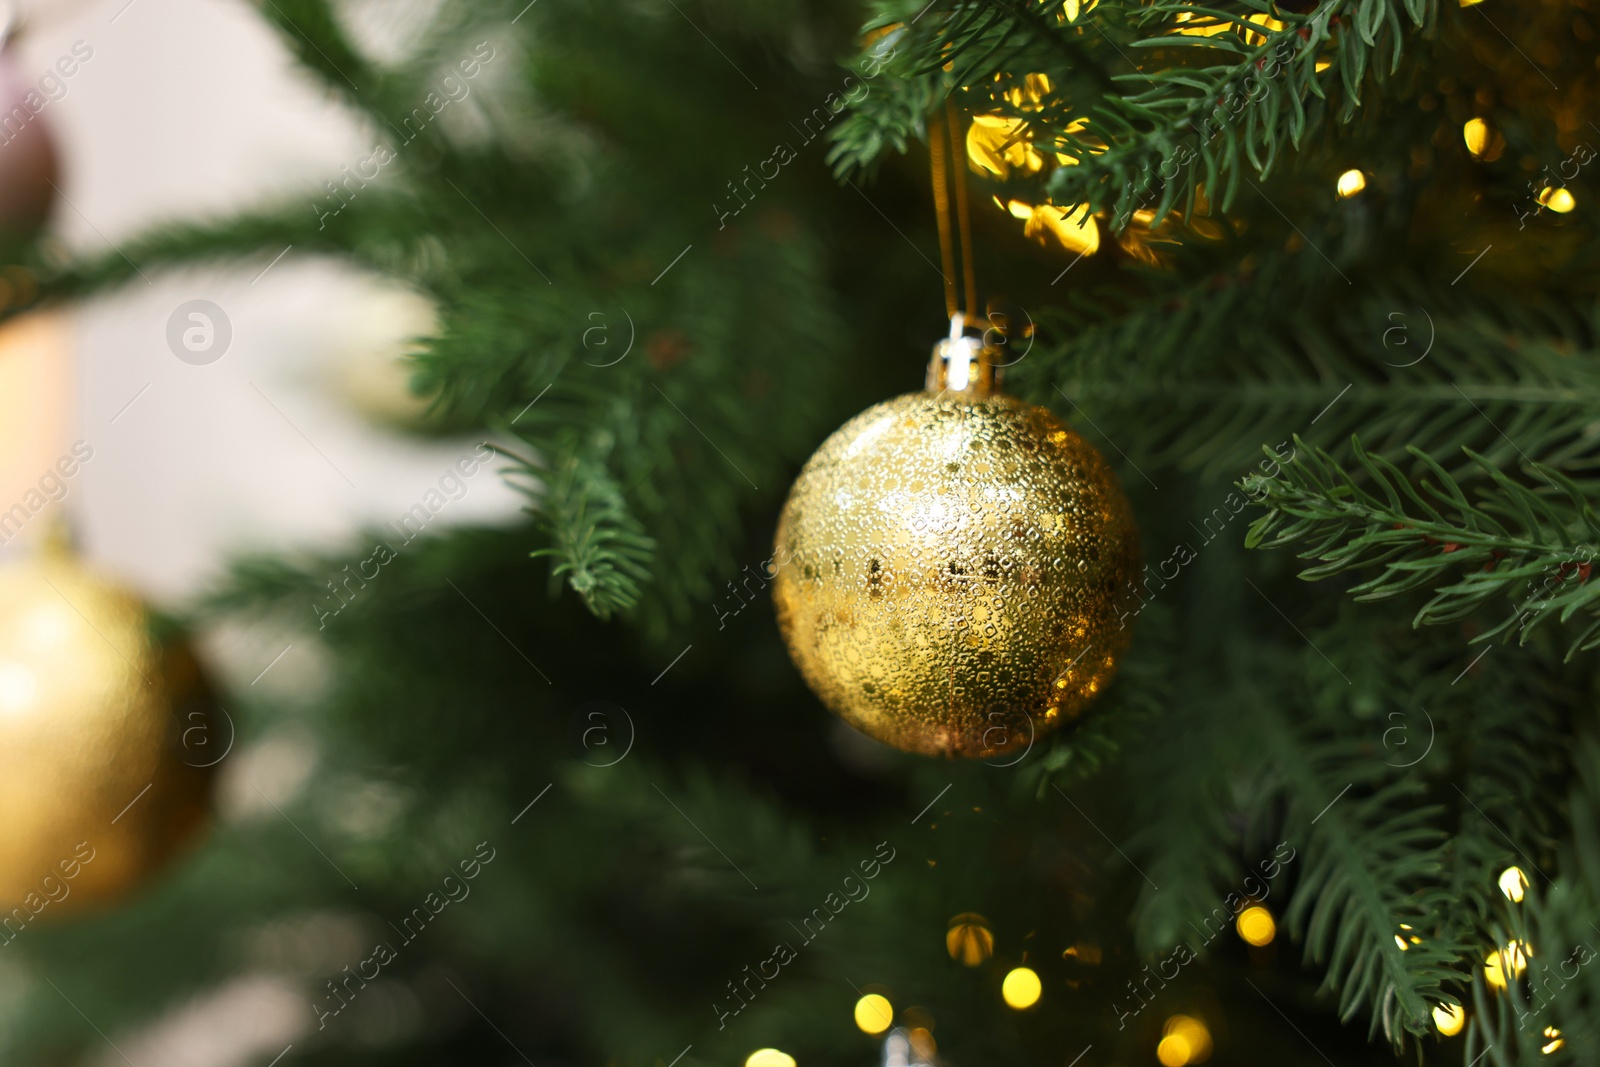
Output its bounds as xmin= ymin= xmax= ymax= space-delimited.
xmin=925 ymin=313 xmax=1000 ymax=397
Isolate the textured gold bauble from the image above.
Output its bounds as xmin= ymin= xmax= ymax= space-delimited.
xmin=0 ymin=552 xmax=216 ymax=918
xmin=772 ymin=344 xmax=1139 ymax=758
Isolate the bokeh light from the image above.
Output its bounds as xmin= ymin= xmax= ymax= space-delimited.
xmin=1003 ymin=199 xmax=1101 ymax=254
xmin=1001 ymin=966 xmax=1042 ymax=1009
xmin=1236 ymin=905 xmax=1276 ymax=947
xmin=1462 ymin=117 xmax=1504 ymax=161
xmin=1157 ymin=1015 xmax=1213 ymax=1066
xmin=1337 ymin=169 xmax=1367 ymax=198
xmin=1433 ymin=1003 xmax=1466 ymax=1037
xmin=745 ymin=1050 xmax=795 ymax=1067
xmin=1463 ymin=118 xmax=1489 ymax=155
xmin=1538 ymin=187 xmax=1576 ymax=213
xmin=1485 ymin=941 xmax=1530 ymax=988
xmin=853 ymin=993 xmax=893 ymax=1034
xmin=1499 ymin=866 xmax=1528 ymax=903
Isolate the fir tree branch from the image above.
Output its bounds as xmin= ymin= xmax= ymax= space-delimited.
xmin=1123 ymin=696 xmax=1241 ymax=956
xmin=1251 ymin=665 xmax=1468 ymax=1042
xmin=1242 ymin=437 xmax=1600 ymax=658
xmin=32 ymin=45 xmax=853 ymax=635
xmin=1019 ymin=248 xmax=1600 ymax=481
xmin=257 ymin=0 xmax=377 ymax=111
xmin=1468 ymin=734 xmax=1600 ymax=1064
xmin=521 ymin=445 xmax=655 ymax=619
xmin=831 ymin=0 xmax=1438 ymax=226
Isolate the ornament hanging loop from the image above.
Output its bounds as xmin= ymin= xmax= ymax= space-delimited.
xmin=927 ymin=312 xmax=1000 ymax=396
xmin=926 ymin=100 xmax=996 ymax=397
xmin=928 ymin=99 xmax=979 ymax=323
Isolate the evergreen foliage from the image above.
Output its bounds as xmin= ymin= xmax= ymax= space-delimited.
xmin=6 ymin=0 xmax=1599 ymax=1064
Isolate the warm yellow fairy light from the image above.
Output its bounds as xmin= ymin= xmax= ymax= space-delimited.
xmin=746 ymin=1050 xmax=796 ymax=1067
xmin=1433 ymin=1003 xmax=1466 ymax=1037
xmin=1002 ymin=72 xmax=1054 ymax=109
xmin=1463 ymin=118 xmax=1491 ymax=158
xmin=1170 ymin=9 xmax=1231 ymax=37
xmin=1543 ymin=1027 xmax=1564 ymax=1054
xmin=1236 ymin=906 xmax=1276 ymax=947
xmin=967 ymin=115 xmax=1046 ymax=178
xmin=1241 ymin=12 xmax=1285 ymax=45
xmin=1158 ymin=1016 xmax=1213 ymax=1066
xmin=1053 ymin=118 xmax=1093 ymax=168
xmin=1539 ymin=187 xmax=1576 ymax=213
xmin=853 ymin=994 xmax=893 ymax=1035
xmin=1499 ymin=866 xmax=1528 ymax=902
xmin=1157 ymin=1035 xmax=1191 ymax=1067
xmin=1337 ymin=169 xmax=1367 ymax=197
xmin=1485 ymin=941 xmax=1530 ymax=988
xmin=1001 ymin=967 xmax=1042 ymax=1009
xmin=1001 ymin=200 xmax=1100 ymax=254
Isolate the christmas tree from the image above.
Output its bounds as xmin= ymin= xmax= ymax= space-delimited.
xmin=3 ymin=0 xmax=1599 ymax=1064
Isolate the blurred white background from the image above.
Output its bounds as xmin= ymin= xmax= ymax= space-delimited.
xmin=0 ymin=6 xmax=523 ymax=1063
xmin=9 ymin=0 xmax=523 ymax=604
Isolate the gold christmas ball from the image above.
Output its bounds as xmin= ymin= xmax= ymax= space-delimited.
xmin=0 ymin=551 xmax=216 ymax=922
xmin=772 ymin=335 xmax=1138 ymax=758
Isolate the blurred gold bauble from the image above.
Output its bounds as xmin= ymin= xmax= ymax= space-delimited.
xmin=772 ymin=327 xmax=1139 ymax=758
xmin=0 ymin=550 xmax=216 ymax=920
